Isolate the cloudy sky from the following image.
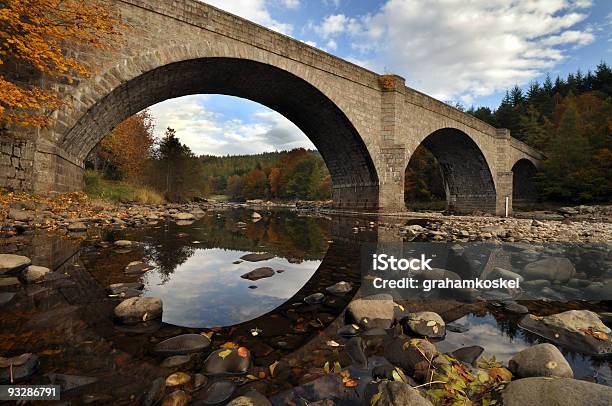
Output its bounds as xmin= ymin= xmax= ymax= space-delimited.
xmin=148 ymin=0 xmax=611 ymax=155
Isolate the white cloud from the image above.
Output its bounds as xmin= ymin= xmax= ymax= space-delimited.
xmin=322 ymin=0 xmax=596 ymax=102
xmin=147 ymin=95 xmax=314 ymax=156
xmin=326 ymin=39 xmax=338 ymax=50
xmin=204 ymin=0 xmax=293 ymax=34
xmin=279 ymin=0 xmax=300 ymax=10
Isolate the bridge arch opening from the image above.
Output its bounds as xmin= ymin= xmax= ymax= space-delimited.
xmin=405 ymin=128 xmax=497 ymax=214
xmin=512 ymin=159 xmax=538 ymax=207
xmin=60 ymin=58 xmax=379 ymax=210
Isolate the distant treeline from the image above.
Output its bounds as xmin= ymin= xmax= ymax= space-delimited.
xmin=407 ymin=62 xmax=612 ymax=204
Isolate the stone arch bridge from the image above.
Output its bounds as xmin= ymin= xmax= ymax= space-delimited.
xmin=0 ymin=0 xmax=542 ymax=215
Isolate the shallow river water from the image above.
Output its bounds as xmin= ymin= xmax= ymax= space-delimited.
xmin=0 ymin=208 xmax=610 ymax=404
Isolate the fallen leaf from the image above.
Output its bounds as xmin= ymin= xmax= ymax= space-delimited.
xmin=221 ymin=342 xmax=238 ymax=349
xmin=237 ymin=347 xmax=249 ymax=358
xmin=546 ymin=361 xmax=557 ymax=369
xmin=323 ymin=361 xmax=330 ymax=373
xmin=333 ymin=361 xmax=341 ymax=373
xmin=326 ymin=340 xmax=341 ymax=347
xmin=201 ymin=331 xmax=213 ymax=339
xmin=269 ymin=361 xmax=279 ymax=376
xmin=370 ymin=392 xmax=382 ymax=406
xmin=426 ymin=320 xmax=437 ymax=327
xmin=218 ymin=349 xmax=232 ymax=359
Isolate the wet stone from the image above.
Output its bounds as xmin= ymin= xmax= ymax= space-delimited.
xmin=22 ymin=265 xmax=51 ymax=283
xmin=114 ymin=297 xmax=162 ymax=325
xmin=304 ymin=292 xmax=325 ymax=305
xmin=107 ymin=282 xmax=144 ymax=295
xmin=46 ymin=373 xmax=98 ymax=392
xmin=0 ymin=254 xmax=31 ymax=275
xmin=154 ymin=334 xmax=211 ymax=355
xmin=448 ymin=346 xmax=484 ymax=366
xmin=197 ymin=380 xmax=236 ymax=405
xmin=325 ymin=281 xmax=352 ymax=295
xmin=67 ymin=222 xmax=87 ymax=232
xmin=404 ymin=311 xmax=445 ymax=338
xmin=345 ymin=294 xmax=395 ymax=329
xmin=241 ymin=267 xmax=275 ymax=281
xmin=125 ymin=261 xmax=154 ymax=275
xmin=0 ymin=292 xmax=16 ymax=307
xmin=114 ymin=240 xmax=132 ymax=247
xmin=345 ymin=336 xmax=368 ymax=368
xmin=114 ymin=320 xmax=162 ymax=335
xmin=161 ymin=355 xmax=192 ymax=369
xmin=193 ymin=373 xmax=208 ymax=390
xmin=446 ymin=322 xmax=469 ymax=333
xmin=240 ymin=253 xmax=275 ymax=262
xmin=227 ymin=390 xmax=271 ymax=406
xmin=508 ymin=343 xmax=573 ymax=378
xmin=162 ymin=390 xmax=190 ymax=406
xmin=337 ymin=324 xmax=360 ymax=338
xmin=363 ymin=380 xmax=433 ymax=406
xmin=143 ymin=377 xmax=166 ymax=406
xmin=202 ymin=348 xmax=251 ymax=376
xmin=501 ymin=377 xmax=612 ymax=406
xmin=384 ymin=338 xmax=438 ymax=376
xmin=165 ymin=372 xmax=191 ymax=388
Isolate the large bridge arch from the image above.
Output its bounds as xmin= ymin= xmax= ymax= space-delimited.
xmin=404 ymin=127 xmax=498 ymax=213
xmin=53 ymin=56 xmax=380 ymax=209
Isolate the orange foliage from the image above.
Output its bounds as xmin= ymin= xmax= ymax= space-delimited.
xmin=0 ymin=0 xmax=123 ymax=127
xmin=98 ymin=110 xmax=155 ymax=181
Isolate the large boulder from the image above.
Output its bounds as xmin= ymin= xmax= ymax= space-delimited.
xmin=501 ymin=377 xmax=612 ymax=406
xmin=543 ymin=310 xmax=611 ymax=335
xmin=345 ymin=294 xmax=395 ymax=329
xmin=384 ymin=337 xmax=438 ymax=377
xmin=364 ymin=380 xmax=433 ymax=406
xmin=403 ymin=311 xmax=445 ymax=338
xmin=0 ymin=254 xmax=31 ymax=275
xmin=153 ymin=334 xmax=211 ymax=356
xmin=114 ymin=297 xmax=162 ymax=324
xmin=508 ymin=343 xmax=573 ymax=378
xmin=523 ymin=257 xmax=575 ymax=282
xmin=22 ymin=265 xmax=51 ymax=283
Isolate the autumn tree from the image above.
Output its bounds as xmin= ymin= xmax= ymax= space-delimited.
xmin=89 ymin=110 xmax=155 ymax=181
xmin=0 ymin=0 xmax=122 ymax=127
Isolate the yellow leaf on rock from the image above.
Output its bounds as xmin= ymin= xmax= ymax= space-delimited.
xmin=218 ymin=349 xmax=232 ymax=359
xmin=370 ymin=392 xmax=382 ymax=406
xmin=426 ymin=320 xmax=437 ymax=327
xmin=221 ymin=342 xmax=237 ymax=349
xmin=269 ymin=361 xmax=279 ymax=376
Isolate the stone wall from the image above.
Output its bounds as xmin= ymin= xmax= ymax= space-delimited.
xmin=0 ymin=136 xmax=35 ymax=191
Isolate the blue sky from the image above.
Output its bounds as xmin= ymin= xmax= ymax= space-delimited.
xmin=149 ymin=0 xmax=612 ymax=155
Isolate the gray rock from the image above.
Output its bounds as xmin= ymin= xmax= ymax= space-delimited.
xmin=67 ymin=222 xmax=87 ymax=232
xmin=202 ymin=348 xmax=250 ymax=376
xmin=523 ymin=257 xmax=575 ymax=282
xmin=198 ymin=380 xmax=235 ymax=405
xmin=154 ymin=334 xmax=211 ymax=355
xmin=0 ymin=292 xmax=16 ymax=307
xmin=508 ymin=343 xmax=573 ymax=378
xmin=502 ymin=377 xmax=612 ymax=406
xmin=345 ymin=294 xmax=395 ymax=329
xmin=113 ymin=297 xmax=162 ymax=324
xmin=448 ymin=346 xmax=484 ymax=366
xmin=22 ymin=265 xmax=51 ymax=283
xmin=383 ymin=337 xmax=438 ymax=376
xmin=543 ymin=310 xmax=610 ymax=334
xmin=365 ymin=380 xmax=433 ymax=406
xmin=114 ymin=240 xmax=132 ymax=247
xmin=304 ymin=292 xmax=325 ymax=305
xmin=227 ymin=390 xmax=272 ymax=406
xmin=143 ymin=377 xmax=165 ymax=406
xmin=160 ymin=355 xmax=192 ymax=369
xmin=124 ymin=261 xmax=154 ymax=275
xmin=240 ymin=253 xmax=274 ymax=262
xmin=504 ymin=302 xmax=529 ymax=314
xmin=46 ymin=373 xmax=98 ymax=391
xmin=325 ymin=281 xmax=352 ymax=295
xmin=173 ymin=213 xmax=195 ymax=220
xmin=241 ymin=267 xmax=275 ymax=281
xmin=404 ymin=311 xmax=445 ymax=338
xmin=107 ymin=282 xmax=144 ymax=295
xmin=486 ymin=267 xmax=523 ymax=282
xmin=8 ymin=209 xmax=31 ymax=221
xmin=0 ymin=254 xmax=31 ymax=275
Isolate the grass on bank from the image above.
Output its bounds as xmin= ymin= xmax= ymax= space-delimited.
xmin=84 ymin=170 xmax=165 ymax=204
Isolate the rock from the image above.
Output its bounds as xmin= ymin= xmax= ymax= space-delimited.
xmin=240 ymin=253 xmax=274 ymax=262
xmin=154 ymin=334 xmax=211 ymax=356
xmin=165 ymin=372 xmax=191 ymax=388
xmin=107 ymin=282 xmax=144 ymax=295
xmin=304 ymin=292 xmax=325 ymax=305
xmin=523 ymin=257 xmax=575 ymax=282
xmin=0 ymin=353 xmax=39 ymax=383
xmin=0 ymin=292 xmax=16 ymax=307
xmin=345 ymin=294 xmax=395 ymax=329
xmin=202 ymin=347 xmax=251 ymax=376
xmin=114 ymin=240 xmax=132 ymax=247
xmin=67 ymin=222 xmax=87 ymax=232
xmin=404 ymin=311 xmax=445 ymax=338
xmin=0 ymin=276 xmax=21 ymax=289
xmin=325 ymin=281 xmax=352 ymax=295
xmin=486 ymin=267 xmax=523 ymax=282
xmin=271 ymin=374 xmax=357 ymax=405
xmin=173 ymin=213 xmax=195 ymax=221
xmin=448 ymin=346 xmax=484 ymax=366
xmin=364 ymin=380 xmax=433 ymax=406
xmin=543 ymin=310 xmax=610 ymax=334
xmin=8 ymin=209 xmax=31 ymax=221
xmin=481 ymin=225 xmax=506 ymax=237
xmin=162 ymin=390 xmax=190 ymax=406
xmin=176 ymin=220 xmax=194 ymax=226
xmin=22 ymin=265 xmax=51 ymax=283
xmin=383 ymin=337 xmax=438 ymax=376
xmin=114 ymin=297 xmax=162 ymax=324
xmin=0 ymin=254 xmax=31 ymax=275
xmin=241 ymin=267 xmax=275 ymax=281
xmin=125 ymin=261 xmax=154 ymax=275
xmin=161 ymin=355 xmax=192 ymax=369
xmin=227 ymin=390 xmax=272 ymax=406
xmin=198 ymin=380 xmax=235 ymax=404
xmin=143 ymin=377 xmax=166 ymax=406
xmin=504 ymin=302 xmax=529 ymax=314
xmin=508 ymin=343 xmax=573 ymax=378
xmin=501 ymin=377 xmax=612 ymax=406
xmin=446 ymin=322 xmax=469 ymax=333
xmin=337 ymin=324 xmax=360 ymax=338
xmin=46 ymin=373 xmax=98 ymax=391
xmin=251 ymin=212 xmax=262 ymax=219
xmin=345 ymin=337 xmax=368 ymax=368
xmin=193 ymin=373 xmax=208 ymax=390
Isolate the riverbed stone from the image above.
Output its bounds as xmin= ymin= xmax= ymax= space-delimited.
xmin=501 ymin=377 xmax=612 ymax=406
xmin=227 ymin=390 xmax=271 ymax=406
xmin=0 ymin=353 xmax=39 ymax=383
xmin=161 ymin=355 xmax=192 ymax=369
xmin=0 ymin=276 xmax=21 ymax=290
xmin=240 ymin=253 xmax=274 ymax=262
xmin=198 ymin=380 xmax=236 ymax=404
xmin=114 ymin=240 xmax=132 ymax=247
xmin=345 ymin=294 xmax=395 ymax=329
xmin=325 ymin=281 xmax=352 ymax=295
xmin=173 ymin=213 xmax=195 ymax=221
xmin=0 ymin=254 xmax=31 ymax=274
xmin=404 ymin=311 xmax=445 ymax=338
xmin=486 ymin=267 xmax=523 ymax=282
xmin=154 ymin=334 xmax=211 ymax=355
xmin=0 ymin=292 xmax=16 ymax=307
xmin=508 ymin=343 xmax=573 ymax=378
xmin=143 ymin=377 xmax=166 ymax=406
xmin=448 ymin=346 xmax=484 ymax=366
xmin=304 ymin=292 xmax=325 ymax=305
xmin=67 ymin=222 xmax=87 ymax=232
xmin=162 ymin=390 xmax=190 ymax=406
xmin=165 ymin=372 xmax=191 ymax=388
xmin=543 ymin=310 xmax=611 ymax=334
xmin=8 ymin=209 xmax=31 ymax=221
xmin=107 ymin=282 xmax=144 ymax=295
xmin=46 ymin=373 xmax=98 ymax=391
xmin=364 ymin=380 xmax=433 ymax=406
xmin=22 ymin=265 xmax=51 ymax=283
xmin=125 ymin=261 xmax=154 ymax=275
xmin=241 ymin=267 xmax=275 ymax=281
xmin=384 ymin=337 xmax=438 ymax=376
xmin=202 ymin=348 xmax=251 ymax=376
xmin=114 ymin=297 xmax=162 ymax=324
xmin=523 ymin=257 xmax=575 ymax=282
